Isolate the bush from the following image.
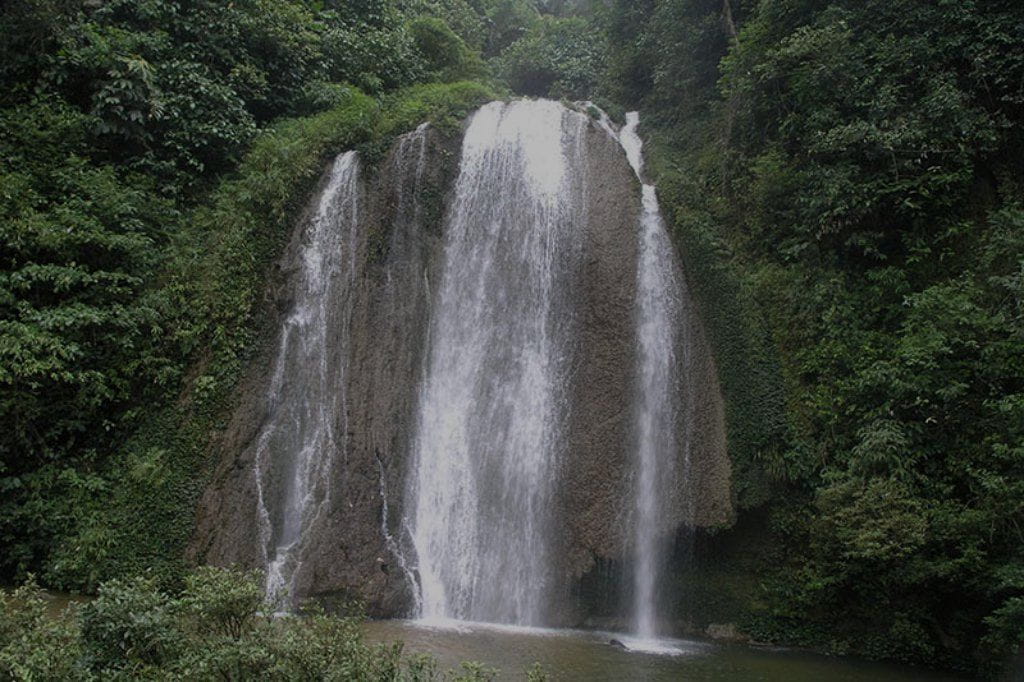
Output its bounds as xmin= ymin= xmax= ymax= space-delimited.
xmin=495 ymin=16 xmax=604 ymax=98
xmin=0 ymin=579 xmax=83 ymax=680
xmin=79 ymin=576 xmax=178 ymax=675
xmin=179 ymin=566 xmax=264 ymax=640
xmin=410 ymin=16 xmax=487 ymax=82
xmin=0 ymin=567 xmax=546 ymax=680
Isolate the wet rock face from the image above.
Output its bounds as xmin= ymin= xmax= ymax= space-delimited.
xmin=188 ymin=125 xmax=456 ymax=616
xmin=188 ymin=104 xmax=733 ymax=619
xmin=561 ymin=121 xmax=642 ymax=580
xmin=558 ymin=116 xmax=733 ymax=624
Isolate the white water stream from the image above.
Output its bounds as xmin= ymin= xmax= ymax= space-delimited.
xmin=408 ymin=100 xmax=588 ymax=626
xmin=616 ymin=112 xmax=688 ymax=644
xmin=253 ymin=151 xmax=361 ymax=606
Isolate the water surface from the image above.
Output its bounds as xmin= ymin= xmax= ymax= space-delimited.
xmin=365 ymin=620 xmax=963 ymax=681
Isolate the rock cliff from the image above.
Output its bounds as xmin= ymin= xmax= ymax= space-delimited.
xmin=188 ymin=103 xmax=732 ymax=620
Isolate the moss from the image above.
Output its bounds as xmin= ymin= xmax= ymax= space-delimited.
xmin=379 ymin=81 xmax=498 ymax=140
xmin=642 ymin=124 xmax=789 ymax=512
xmin=418 ymin=144 xmax=458 ymax=236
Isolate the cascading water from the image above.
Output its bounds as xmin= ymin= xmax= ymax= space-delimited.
xmin=194 ymin=98 xmax=728 ymax=638
xmin=253 ymin=151 xmax=361 ymax=606
xmin=616 ymin=112 xmax=690 ymax=643
xmin=408 ymin=100 xmax=589 ymax=626
xmin=376 ymin=123 xmax=434 ymax=618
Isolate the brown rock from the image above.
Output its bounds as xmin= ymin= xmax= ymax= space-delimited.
xmin=189 ymin=104 xmax=734 ymax=618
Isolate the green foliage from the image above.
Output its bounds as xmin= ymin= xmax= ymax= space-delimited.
xmin=603 ymin=0 xmax=1024 ymax=673
xmin=0 ymin=95 xmax=172 ymax=583
xmin=410 ymin=16 xmax=487 ymax=83
xmin=36 ymin=82 xmax=494 ymax=595
xmin=79 ymin=576 xmax=179 ymax=675
xmin=1 ymin=567 xmax=544 ymax=680
xmin=167 ymin=91 xmax=378 ymax=385
xmin=377 ymin=81 xmax=498 ymax=137
xmin=0 ymin=579 xmax=82 ymax=680
xmin=179 ymin=566 xmax=265 ymax=640
xmin=400 ymin=0 xmax=490 ymax=50
xmin=401 ymin=0 xmax=595 ymax=64
xmin=525 ymin=662 xmax=550 ymax=681
xmin=495 ymin=15 xmax=604 ymax=98
xmin=483 ymin=0 xmax=542 ymax=57
xmin=981 ymin=597 xmax=1024 ymax=664
xmin=0 ymin=0 xmax=508 ymax=592
xmin=320 ymin=12 xmax=424 ymax=95
xmin=2 ymin=0 xmax=432 ymax=188
xmin=604 ymin=0 xmax=739 ymax=113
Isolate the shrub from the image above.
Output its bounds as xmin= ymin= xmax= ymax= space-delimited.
xmin=0 ymin=579 xmax=83 ymax=680
xmin=0 ymin=567 xmax=546 ymax=680
xmin=410 ymin=16 xmax=486 ymax=82
xmin=495 ymin=16 xmax=603 ymax=98
xmin=78 ymin=576 xmax=179 ymax=675
xmin=179 ymin=566 xmax=264 ymax=640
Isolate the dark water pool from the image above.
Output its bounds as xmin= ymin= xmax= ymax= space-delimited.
xmin=364 ymin=620 xmax=965 ymax=681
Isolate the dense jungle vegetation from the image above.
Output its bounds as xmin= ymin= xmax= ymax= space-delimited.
xmin=1 ymin=0 xmax=1022 ymax=677
xmin=599 ymin=0 xmax=1024 ymax=675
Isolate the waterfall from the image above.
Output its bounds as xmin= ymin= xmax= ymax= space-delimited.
xmin=193 ymin=99 xmax=726 ymax=634
xmin=253 ymin=151 xmax=361 ymax=606
xmin=617 ymin=112 xmax=689 ymax=641
xmin=408 ymin=100 xmax=589 ymax=626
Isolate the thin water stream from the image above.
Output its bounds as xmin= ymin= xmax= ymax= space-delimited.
xmin=617 ymin=111 xmax=688 ymax=642
xmin=253 ymin=151 xmax=361 ymax=606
